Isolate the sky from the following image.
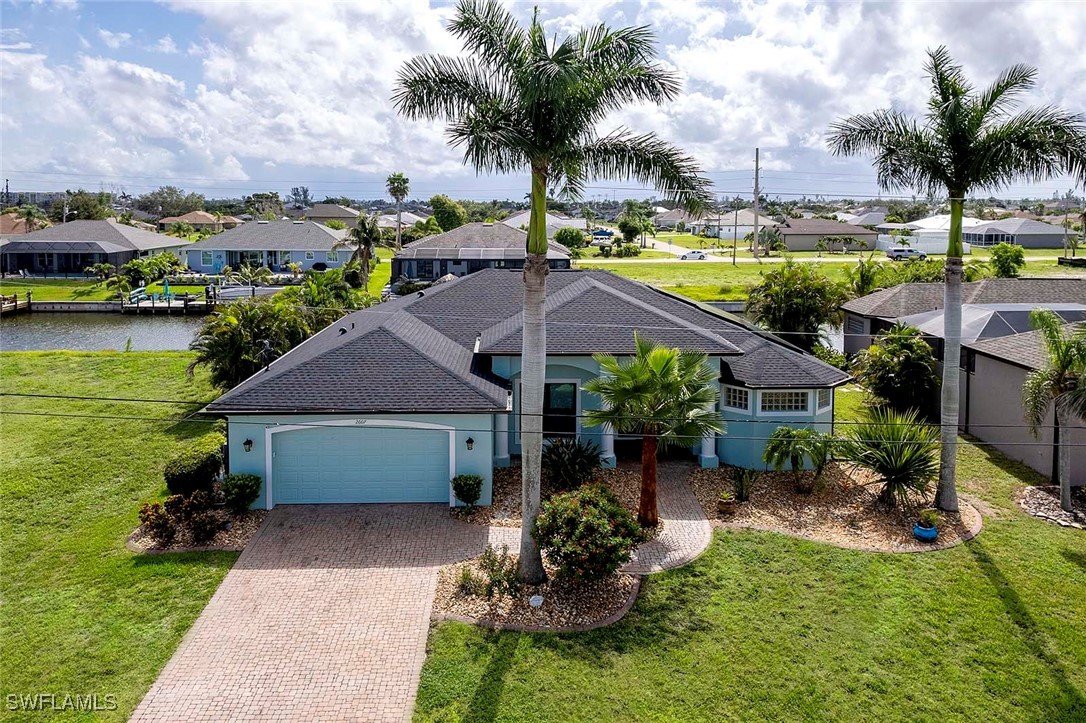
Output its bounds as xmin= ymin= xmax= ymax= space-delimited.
xmin=1 ymin=0 xmax=1084 ymax=205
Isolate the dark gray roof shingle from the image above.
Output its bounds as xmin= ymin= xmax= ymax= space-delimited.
xmin=0 ymin=219 xmax=183 ymax=252
xmin=965 ymin=323 xmax=1084 ymax=370
xmin=842 ymin=278 xmax=1086 ymax=318
xmin=185 ymin=220 xmax=346 ymax=251
xmin=396 ymin=222 xmax=569 ymax=259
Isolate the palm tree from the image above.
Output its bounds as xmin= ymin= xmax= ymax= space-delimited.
xmin=838 ymin=408 xmax=940 ymax=511
xmin=585 ymin=334 xmax=724 ymax=527
xmin=16 ymin=204 xmax=47 ymax=233
xmin=827 ymin=46 xmax=1086 ymax=512
xmin=763 ymin=426 xmax=834 ymax=493
xmin=846 ymin=253 xmax=881 ymax=298
xmin=105 ymin=274 xmax=131 ymax=300
xmin=1021 ymin=309 xmax=1086 ymax=512
xmin=394 ymin=0 xmax=711 ymax=581
xmin=167 ymin=221 xmax=195 ymax=238
xmin=228 ymin=264 xmax=272 ymax=287
xmin=385 ymin=172 xmax=410 ymax=250
xmin=336 ymin=214 xmax=390 ymax=289
xmin=745 ymin=259 xmax=848 ymax=352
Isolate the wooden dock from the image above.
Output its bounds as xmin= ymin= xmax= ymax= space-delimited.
xmin=0 ymin=292 xmax=31 ymax=317
xmin=121 ymin=294 xmax=216 ymax=315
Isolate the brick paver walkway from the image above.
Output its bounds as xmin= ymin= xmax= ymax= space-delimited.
xmin=623 ymin=461 xmax=713 ymax=574
xmin=131 ymin=505 xmax=497 ymax=723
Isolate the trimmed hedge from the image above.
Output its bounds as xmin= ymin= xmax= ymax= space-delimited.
xmin=163 ymin=434 xmax=224 ymax=496
xmin=451 ymin=474 xmax=483 ymax=508
xmin=534 ymin=485 xmax=642 ymax=583
xmin=222 ymin=474 xmax=262 ymax=514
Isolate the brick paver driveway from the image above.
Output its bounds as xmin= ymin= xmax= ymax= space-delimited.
xmin=132 ymin=505 xmax=512 ymax=723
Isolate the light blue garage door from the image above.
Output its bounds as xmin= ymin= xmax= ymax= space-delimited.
xmin=271 ymin=425 xmax=451 ymax=504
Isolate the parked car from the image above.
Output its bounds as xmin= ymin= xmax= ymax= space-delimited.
xmin=589 ymin=238 xmax=614 ymax=247
xmin=886 ymin=247 xmax=927 ymax=261
xmin=680 ymin=250 xmax=708 ymax=260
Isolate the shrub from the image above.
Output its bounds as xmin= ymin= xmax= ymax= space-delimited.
xmin=478 ymin=544 xmax=520 ymax=598
xmin=163 ymin=494 xmax=188 ymax=521
xmin=614 ymin=243 xmax=642 ymax=258
xmin=554 ymin=226 xmax=587 ymax=250
xmin=188 ymin=510 xmax=222 ymax=544
xmin=919 ymin=508 xmax=941 ymax=528
xmin=732 ymin=468 xmax=756 ymax=502
xmin=851 ymin=323 xmax=938 ymax=416
xmin=812 ymin=343 xmax=847 ymax=371
xmin=222 ymin=474 xmax=262 ymax=514
xmin=542 ymin=438 xmax=602 ymax=492
xmin=185 ymin=489 xmax=214 ymax=516
xmin=451 ymin=474 xmax=484 ymax=508
xmin=838 ymin=408 xmax=939 ymax=510
xmin=138 ymin=501 xmax=176 ymax=545
xmin=457 ymin=566 xmax=485 ymax=597
xmin=763 ymin=427 xmax=834 ymax=493
xmin=163 ymin=435 xmax=224 ymax=496
xmin=395 ymin=281 xmax=431 ymax=296
xmin=534 ymin=485 xmax=642 ymax=583
xmin=989 ymin=242 xmax=1026 ymax=278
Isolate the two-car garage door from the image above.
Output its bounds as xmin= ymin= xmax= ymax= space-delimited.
xmin=271 ymin=425 xmax=451 ymax=504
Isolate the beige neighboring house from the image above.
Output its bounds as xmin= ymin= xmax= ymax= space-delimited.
xmin=304 ymin=204 xmax=360 ymax=227
xmin=962 ymin=326 xmax=1085 ymax=488
xmin=653 ymin=208 xmax=700 ymax=230
xmin=776 ymin=218 xmax=877 ymax=251
xmin=157 ymin=210 xmax=242 ymax=232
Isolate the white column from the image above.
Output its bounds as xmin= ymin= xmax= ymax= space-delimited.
xmin=699 ymin=401 xmax=720 ymax=468
xmin=495 ymin=413 xmax=510 ymax=465
xmin=601 ymin=423 xmax=616 ymax=468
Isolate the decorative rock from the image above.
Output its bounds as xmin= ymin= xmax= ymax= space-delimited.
xmin=529 ymin=595 xmax=544 ymax=608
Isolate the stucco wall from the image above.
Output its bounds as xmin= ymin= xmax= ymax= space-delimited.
xmin=186 ymin=249 xmax=346 ymax=273
xmin=717 ymin=389 xmax=834 ymax=469
xmin=961 ymin=357 xmax=1085 ymax=486
xmin=226 ymin=412 xmax=496 ymax=508
xmin=843 ymin=313 xmax=873 ymax=357
xmin=783 ymin=233 xmax=877 ymax=252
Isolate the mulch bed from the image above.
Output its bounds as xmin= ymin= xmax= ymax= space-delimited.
xmin=689 ymin=463 xmax=982 ymax=553
xmin=1018 ymin=486 xmax=1086 ymax=530
xmin=432 ymin=551 xmax=638 ymax=631
xmin=127 ymin=509 xmax=268 ymax=554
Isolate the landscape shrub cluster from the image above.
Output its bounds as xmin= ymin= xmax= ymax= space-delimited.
xmin=534 ymin=485 xmax=643 ymax=583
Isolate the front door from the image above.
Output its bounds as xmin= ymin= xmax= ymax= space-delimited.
xmin=542 ymin=382 xmax=577 ymax=438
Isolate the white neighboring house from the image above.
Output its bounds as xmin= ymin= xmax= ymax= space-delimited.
xmin=688 ymin=210 xmax=779 ymax=240
xmin=378 ymin=211 xmax=430 ymax=230
xmin=501 ymin=210 xmax=587 ymax=238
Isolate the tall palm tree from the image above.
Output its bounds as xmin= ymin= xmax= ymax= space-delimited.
xmin=585 ymin=334 xmax=723 ymax=527
xmin=827 ymin=46 xmax=1086 ymax=512
xmin=385 ymin=172 xmax=410 ymax=250
xmin=394 ymin=0 xmax=710 ymax=581
xmin=1022 ymin=309 xmax=1086 ymax=512
xmin=335 ymin=213 xmax=389 ymax=289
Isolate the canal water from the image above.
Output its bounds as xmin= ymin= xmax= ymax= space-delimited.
xmin=0 ymin=313 xmax=203 ymax=351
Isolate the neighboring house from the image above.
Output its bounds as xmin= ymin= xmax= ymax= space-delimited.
xmin=0 ymin=219 xmax=186 ymax=275
xmin=962 ymin=327 xmax=1085 ymax=487
xmin=962 ymin=218 xmax=1070 ymax=248
xmin=304 ymin=204 xmax=361 ymax=227
xmin=378 ymin=211 xmax=429 ymax=229
xmin=501 ymin=210 xmax=587 ymax=238
xmin=849 ymin=211 xmax=887 ymax=227
xmin=654 ymin=208 xmax=700 ymax=230
xmin=157 ymin=210 xmax=242 ymax=232
xmin=688 ymin=210 xmax=778 ymax=240
xmin=211 ymin=268 xmax=849 ymax=508
xmin=906 ymin=214 xmax=985 ymax=233
xmin=775 ymin=218 xmax=877 ymax=251
xmin=0 ymin=212 xmax=48 ymax=235
xmin=184 ymin=220 xmax=348 ymax=273
xmin=840 ymin=278 xmax=1086 ymax=356
xmin=390 ymin=222 xmax=571 ymax=282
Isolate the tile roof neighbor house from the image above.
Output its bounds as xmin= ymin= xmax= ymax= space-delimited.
xmin=962 ymin=218 xmax=1072 ymax=248
xmin=0 ymin=219 xmax=186 ymax=275
xmin=775 ymin=218 xmax=877 ymax=251
xmin=212 ymin=267 xmax=849 ymax=508
xmin=391 ymin=222 xmax=571 ymax=284
xmin=962 ymin=325 xmax=1085 ymax=488
xmin=305 ymin=204 xmax=361 ymax=226
xmin=654 ymin=208 xmax=701 ymax=230
xmin=184 ymin=220 xmax=349 ymax=273
xmin=840 ymin=278 xmax=1086 ymax=355
xmin=157 ymin=210 xmax=242 ymax=232
xmin=501 ymin=210 xmax=587 ymax=238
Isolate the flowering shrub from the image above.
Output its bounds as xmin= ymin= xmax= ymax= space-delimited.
xmin=533 ymin=485 xmax=642 ymax=583
xmin=138 ymin=501 xmax=176 ymax=545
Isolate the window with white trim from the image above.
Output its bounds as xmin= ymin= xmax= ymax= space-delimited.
xmin=724 ymin=386 xmax=749 ymax=411
xmin=326 ymin=250 xmax=339 ymax=263
xmin=201 ymin=250 xmax=213 ymax=266
xmin=760 ymin=390 xmax=809 ymax=413
xmin=817 ymin=388 xmax=831 ymax=410
xmin=304 ymin=251 xmax=315 ymax=260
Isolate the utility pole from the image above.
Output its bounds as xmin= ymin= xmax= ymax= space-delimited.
xmin=752 ymin=148 xmax=761 ymax=260
xmin=732 ymin=196 xmax=738 ymax=266
xmin=3 ymin=179 xmax=9 ymax=207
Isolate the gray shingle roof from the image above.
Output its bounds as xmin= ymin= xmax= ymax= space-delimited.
xmin=208 ymin=268 xmax=849 ymax=414
xmin=0 ymin=219 xmax=183 ymax=252
xmin=967 ymin=218 xmax=1067 ymax=235
xmin=778 ymin=218 xmax=876 ymax=236
xmin=842 ymin=278 xmax=1086 ymax=318
xmin=965 ymin=323 xmax=1084 ymax=370
xmin=305 ymin=204 xmax=360 ymax=219
xmin=185 ymin=220 xmax=346 ymax=251
xmin=396 ymin=222 xmax=569 ymax=259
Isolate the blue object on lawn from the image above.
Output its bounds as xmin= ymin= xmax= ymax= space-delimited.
xmin=913 ymin=523 xmax=938 ymax=542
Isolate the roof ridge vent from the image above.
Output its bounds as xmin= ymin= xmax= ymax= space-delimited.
xmin=293 ymin=220 xmax=304 ymax=224
xmin=256 ymin=220 xmax=269 ymax=224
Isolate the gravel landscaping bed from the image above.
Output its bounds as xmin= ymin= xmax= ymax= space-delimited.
xmin=690 ymin=464 xmax=982 ymax=552
xmin=128 ymin=509 xmax=268 ymax=553
xmin=1018 ymin=485 xmax=1086 ymax=530
xmin=432 ymin=552 xmax=638 ymax=631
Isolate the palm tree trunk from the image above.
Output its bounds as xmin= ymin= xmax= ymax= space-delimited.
xmin=639 ymin=431 xmax=659 ymax=527
xmin=518 ymin=167 xmax=549 ymax=584
xmin=1056 ymin=404 xmax=1073 ymax=512
xmin=395 ymin=201 xmax=403 ymax=251
xmin=935 ymin=195 xmax=964 ymax=512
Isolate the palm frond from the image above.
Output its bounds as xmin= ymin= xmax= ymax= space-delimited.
xmin=392 ymin=54 xmax=507 ymax=122
xmin=975 ymin=62 xmax=1037 ymax=120
xmin=447 ymin=0 xmax=527 ymax=82
xmin=827 ymin=109 xmax=948 ymax=194
xmin=970 ymin=106 xmax=1086 ymax=189
xmin=1022 ymin=368 xmax=1057 ymax=435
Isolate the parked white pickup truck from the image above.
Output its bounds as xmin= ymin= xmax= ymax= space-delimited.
xmin=885 ymin=247 xmax=928 ymax=261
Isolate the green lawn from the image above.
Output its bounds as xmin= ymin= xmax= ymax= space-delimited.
xmin=0 ymin=278 xmax=115 ymax=301
xmin=0 ymin=352 xmax=236 ymax=721
xmin=415 ymin=387 xmax=1086 ymax=722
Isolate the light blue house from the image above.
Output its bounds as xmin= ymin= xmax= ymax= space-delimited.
xmin=184 ymin=220 xmax=349 ymax=273
xmin=206 ymin=268 xmax=848 ymax=509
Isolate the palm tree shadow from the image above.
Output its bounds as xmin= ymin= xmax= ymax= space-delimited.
xmin=464 ymin=632 xmax=521 ymax=723
xmin=968 ymin=541 xmax=1086 ymax=719
xmin=1060 ymin=549 xmax=1086 ymax=574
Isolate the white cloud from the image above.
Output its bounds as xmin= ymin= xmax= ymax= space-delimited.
xmin=97 ymin=29 xmax=132 ymax=49
xmin=149 ymin=35 xmax=178 ymax=54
